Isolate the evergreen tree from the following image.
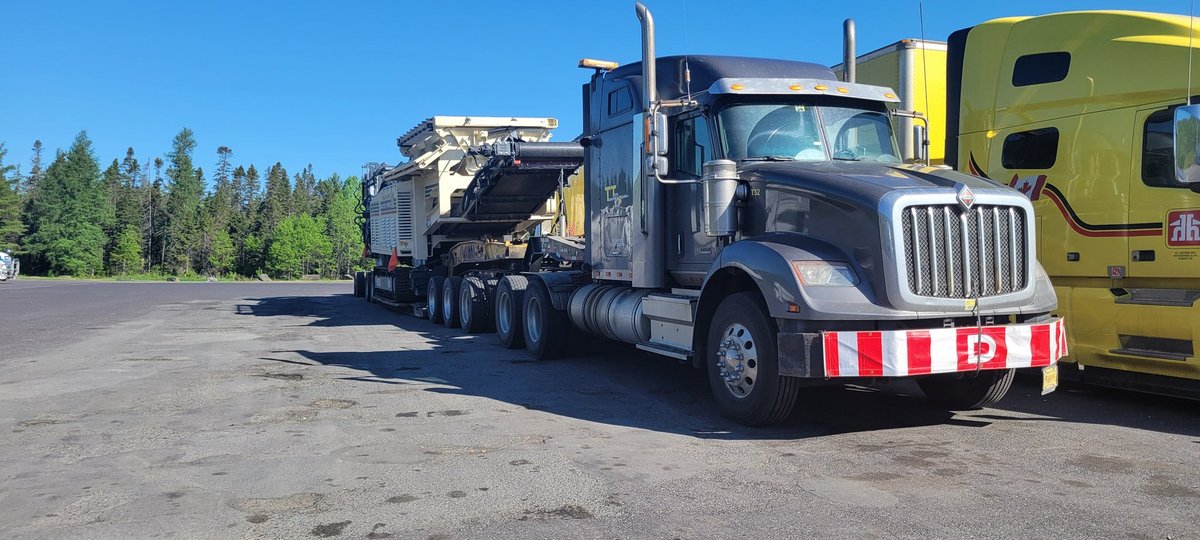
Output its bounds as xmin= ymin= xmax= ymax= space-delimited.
xmin=260 ymin=162 xmax=290 ymax=236
xmin=0 ymin=144 xmax=26 ymax=252
xmin=147 ymin=157 xmax=167 ymax=268
xmin=230 ymin=164 xmax=262 ymax=275
xmin=315 ymin=173 xmax=341 ymax=217
xmin=24 ymin=132 xmax=109 ymax=276
xmin=109 ymin=225 xmax=143 ymax=275
xmin=163 ymin=128 xmax=203 ymax=274
xmin=210 ymin=146 xmax=234 ymax=231
xmin=23 ymin=139 xmax=43 ymax=198
xmin=291 ymin=164 xmax=317 ymax=216
xmin=115 ymin=148 xmax=143 ymax=236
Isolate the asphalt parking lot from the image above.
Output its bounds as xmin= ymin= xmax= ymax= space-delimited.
xmin=1 ymin=280 xmax=1197 ymax=539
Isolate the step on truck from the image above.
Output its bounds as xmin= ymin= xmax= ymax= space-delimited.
xmin=844 ymin=11 xmax=1200 ymax=399
xmin=357 ymin=2 xmax=1067 ymax=426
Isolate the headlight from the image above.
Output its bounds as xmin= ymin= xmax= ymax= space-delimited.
xmin=791 ymin=261 xmax=859 ymax=287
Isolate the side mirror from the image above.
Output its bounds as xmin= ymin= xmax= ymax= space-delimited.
xmin=913 ymin=124 xmax=930 ymax=165
xmin=1174 ymin=104 xmax=1200 ymax=185
xmin=645 ymin=111 xmax=669 ymax=157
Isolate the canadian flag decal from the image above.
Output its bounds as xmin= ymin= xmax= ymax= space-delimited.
xmin=1009 ymin=174 xmax=1047 ymax=201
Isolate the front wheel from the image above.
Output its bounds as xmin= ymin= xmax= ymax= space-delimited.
xmin=918 ymin=369 xmax=1015 ymax=410
xmin=705 ymin=292 xmax=799 ymax=426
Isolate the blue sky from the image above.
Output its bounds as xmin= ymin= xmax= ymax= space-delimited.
xmin=1 ymin=0 xmax=1193 ymax=184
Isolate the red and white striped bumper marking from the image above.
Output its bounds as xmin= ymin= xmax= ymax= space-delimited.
xmin=822 ymin=318 xmax=1066 ymax=378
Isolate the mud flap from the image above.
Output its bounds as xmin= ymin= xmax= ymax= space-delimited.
xmin=776 ymin=332 xmax=824 ymax=378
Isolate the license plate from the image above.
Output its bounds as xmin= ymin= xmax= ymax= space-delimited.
xmin=1041 ymin=364 xmax=1059 ymax=395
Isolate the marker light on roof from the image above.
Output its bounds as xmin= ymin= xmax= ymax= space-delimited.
xmin=836 ymin=87 xmax=849 ymax=93
xmin=789 ymin=84 xmax=803 ymax=91
xmin=730 ymin=83 xmax=745 ymax=91
xmin=884 ymin=92 xmax=896 ymax=99
xmin=814 ymin=84 xmax=828 ymax=91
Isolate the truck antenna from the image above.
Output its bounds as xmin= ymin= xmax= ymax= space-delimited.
xmin=919 ymin=1 xmax=931 ymax=125
xmin=683 ymin=0 xmax=693 ymax=102
xmin=1189 ymin=0 xmax=1195 ymax=105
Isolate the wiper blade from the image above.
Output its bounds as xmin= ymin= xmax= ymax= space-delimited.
xmin=831 ymin=156 xmax=862 ymax=161
xmin=741 ymin=156 xmax=795 ymax=162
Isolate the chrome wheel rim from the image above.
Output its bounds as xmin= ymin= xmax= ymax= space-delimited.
xmin=526 ymin=295 xmax=542 ymax=343
xmin=459 ymin=285 xmax=472 ymax=325
xmin=497 ymin=289 xmax=512 ymax=335
xmin=442 ymin=282 xmax=454 ymax=319
xmin=716 ymin=323 xmax=759 ymax=399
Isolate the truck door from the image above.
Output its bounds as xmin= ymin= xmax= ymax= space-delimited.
xmin=666 ymin=113 xmax=718 ymax=286
xmin=589 ymin=79 xmax=638 ymax=279
xmin=1129 ymin=104 xmax=1200 ymax=277
xmin=1113 ymin=104 xmax=1200 ymax=377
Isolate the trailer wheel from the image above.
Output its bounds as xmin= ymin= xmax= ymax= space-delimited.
xmin=427 ymin=275 xmax=445 ymax=323
xmin=459 ymin=277 xmax=493 ymax=333
xmin=496 ymin=275 xmax=528 ymax=349
xmin=523 ymin=277 xmax=567 ymax=360
xmin=705 ymin=292 xmax=799 ymax=426
xmin=353 ymin=272 xmax=366 ymax=298
xmin=442 ymin=276 xmax=463 ymax=328
xmin=918 ymin=369 xmax=1015 ymax=410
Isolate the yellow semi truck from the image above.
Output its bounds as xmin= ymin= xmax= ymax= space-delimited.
xmin=848 ymin=11 xmax=1200 ymax=398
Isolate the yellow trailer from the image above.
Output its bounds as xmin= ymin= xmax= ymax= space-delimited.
xmin=857 ymin=11 xmax=1200 ymax=398
xmin=833 ymin=39 xmax=947 ymax=165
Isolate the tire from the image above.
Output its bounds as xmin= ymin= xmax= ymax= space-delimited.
xmin=442 ymin=276 xmax=463 ymax=328
xmin=495 ymin=275 xmax=528 ymax=349
xmin=459 ymin=277 xmax=493 ymax=333
xmin=353 ymin=272 xmax=366 ymax=298
xmin=705 ymin=292 xmax=800 ymax=426
xmin=523 ymin=277 xmax=568 ymax=360
xmin=427 ymin=275 xmax=445 ymax=323
xmin=918 ymin=369 xmax=1015 ymax=410
xmin=365 ymin=274 xmax=375 ymax=303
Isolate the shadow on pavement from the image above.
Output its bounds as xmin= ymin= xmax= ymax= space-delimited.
xmin=239 ymin=292 xmax=1199 ymax=440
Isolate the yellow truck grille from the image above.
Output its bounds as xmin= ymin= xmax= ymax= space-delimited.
xmin=901 ymin=205 xmax=1027 ymax=298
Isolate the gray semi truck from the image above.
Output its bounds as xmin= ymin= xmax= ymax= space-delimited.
xmin=357 ymin=2 xmax=1067 ymax=425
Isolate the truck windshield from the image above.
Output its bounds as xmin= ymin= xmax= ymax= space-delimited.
xmin=718 ymin=102 xmax=900 ymax=163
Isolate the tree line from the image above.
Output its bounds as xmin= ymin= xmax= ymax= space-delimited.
xmin=0 ymin=129 xmax=368 ymax=279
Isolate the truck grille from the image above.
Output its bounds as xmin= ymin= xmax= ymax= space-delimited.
xmin=901 ymin=205 xmax=1027 ymax=298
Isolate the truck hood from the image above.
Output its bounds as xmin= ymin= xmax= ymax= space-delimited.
xmin=738 ymin=160 xmax=1008 ymax=209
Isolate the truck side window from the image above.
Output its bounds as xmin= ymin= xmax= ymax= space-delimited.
xmin=1142 ymin=108 xmax=1181 ymax=188
xmin=608 ymin=86 xmax=633 ymax=116
xmin=1002 ymin=128 xmax=1059 ymax=169
xmin=1012 ymin=52 xmax=1070 ymax=87
xmin=672 ymin=116 xmax=712 ymax=177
